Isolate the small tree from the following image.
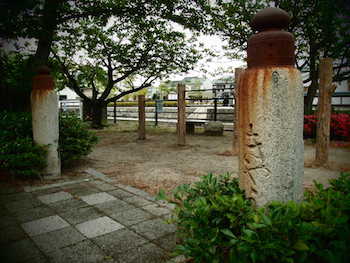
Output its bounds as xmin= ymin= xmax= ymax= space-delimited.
xmin=53 ymin=17 xmax=201 ymax=127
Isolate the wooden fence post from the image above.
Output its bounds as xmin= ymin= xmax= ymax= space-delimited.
xmin=138 ymin=95 xmax=146 ymax=140
xmin=232 ymin=68 xmax=244 ymax=155
xmin=315 ymin=58 xmax=335 ymax=165
xmin=177 ymin=84 xmax=186 ymax=146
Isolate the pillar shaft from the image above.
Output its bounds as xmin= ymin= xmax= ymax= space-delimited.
xmin=238 ymin=7 xmax=304 ymax=206
xmin=31 ymin=67 xmax=60 ymax=178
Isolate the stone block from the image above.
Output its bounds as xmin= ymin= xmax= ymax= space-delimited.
xmin=142 ymin=204 xmax=171 ymax=216
xmin=130 ymin=218 xmax=176 ymax=241
xmin=92 ymin=228 xmax=148 ymax=255
xmin=47 ymin=240 xmax=106 ymax=263
xmin=81 ymin=192 xmax=116 ymax=205
xmin=1 ymin=239 xmax=44 ymax=263
xmin=37 ymin=191 xmax=73 ymax=204
xmin=110 ymin=208 xmax=153 ymax=226
xmin=59 ymin=207 xmax=103 ymax=225
xmin=76 ymin=216 xmax=124 ymax=238
xmin=124 ymin=196 xmax=154 ymax=207
xmin=48 ymin=198 xmax=88 ymax=213
xmin=94 ymin=199 xmax=134 ymax=215
xmin=21 ymin=215 xmax=69 ymax=236
xmin=13 ymin=206 xmax=55 ymax=223
xmin=204 ymin=121 xmax=224 ymax=136
xmin=116 ymin=243 xmax=167 ymax=263
xmin=32 ymin=226 xmax=86 ymax=253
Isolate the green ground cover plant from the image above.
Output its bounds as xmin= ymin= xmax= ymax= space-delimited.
xmin=158 ymin=173 xmax=350 ymax=263
xmin=0 ymin=111 xmax=97 ymax=177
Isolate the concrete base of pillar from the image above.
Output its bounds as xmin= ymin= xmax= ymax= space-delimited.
xmin=238 ymin=67 xmax=304 ymax=206
xmin=31 ymin=90 xmax=61 ymax=178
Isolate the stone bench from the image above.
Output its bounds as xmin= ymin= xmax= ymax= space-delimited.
xmin=186 ymin=120 xmax=207 ymax=134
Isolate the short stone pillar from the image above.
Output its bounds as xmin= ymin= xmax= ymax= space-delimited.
xmin=31 ymin=66 xmax=61 ymax=178
xmin=238 ymin=8 xmax=304 ymax=206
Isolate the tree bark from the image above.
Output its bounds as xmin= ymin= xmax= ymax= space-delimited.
xmin=91 ymin=102 xmax=104 ymax=129
xmin=232 ymin=68 xmax=244 ymax=155
xmin=32 ymin=0 xmax=61 ymax=69
xmin=138 ymin=95 xmax=146 ymax=140
xmin=315 ymin=58 xmax=335 ymax=166
xmin=304 ymin=45 xmax=318 ymax=115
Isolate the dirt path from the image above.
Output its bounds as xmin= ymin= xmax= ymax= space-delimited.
xmin=67 ymin=123 xmax=350 ymax=195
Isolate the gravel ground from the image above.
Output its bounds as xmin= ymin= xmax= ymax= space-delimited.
xmin=64 ymin=122 xmax=350 ymax=195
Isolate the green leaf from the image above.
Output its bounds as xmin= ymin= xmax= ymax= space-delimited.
xmin=293 ymin=240 xmax=309 ymax=251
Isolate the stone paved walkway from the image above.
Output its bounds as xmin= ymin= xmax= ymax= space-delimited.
xmin=0 ymin=169 xmax=183 ymax=263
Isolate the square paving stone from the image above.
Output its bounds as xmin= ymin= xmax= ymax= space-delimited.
xmin=124 ymin=196 xmax=154 ymax=207
xmin=130 ymin=219 xmax=176 ymax=241
xmin=0 ymin=225 xmax=26 ymax=244
xmin=14 ymin=206 xmax=55 ymax=223
xmin=37 ymin=191 xmax=73 ymax=204
xmin=81 ymin=192 xmax=116 ymax=205
xmin=59 ymin=207 xmax=103 ymax=225
xmin=0 ymin=192 xmax=33 ymax=203
xmin=21 ymin=215 xmax=69 ymax=236
xmin=5 ymin=197 xmax=42 ymax=213
xmin=154 ymin=234 xmax=177 ymax=252
xmin=1 ymin=238 xmax=44 ymax=263
xmin=47 ymin=240 xmax=107 ymax=263
xmin=94 ymin=199 xmax=134 ymax=215
xmin=76 ymin=216 xmax=124 ymax=238
xmin=110 ymin=208 xmax=154 ymax=226
xmin=32 ymin=226 xmax=86 ymax=253
xmin=48 ymin=198 xmax=88 ymax=213
xmin=142 ymin=204 xmax=171 ymax=217
xmin=92 ymin=228 xmax=148 ymax=255
xmin=61 ymin=185 xmax=100 ymax=197
xmin=90 ymin=181 xmax=116 ymax=191
xmin=108 ymin=189 xmax=135 ymax=199
xmin=115 ymin=242 xmax=168 ymax=263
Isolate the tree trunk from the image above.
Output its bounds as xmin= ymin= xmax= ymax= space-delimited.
xmin=315 ymin=58 xmax=335 ymax=166
xmin=32 ymin=0 xmax=61 ymax=69
xmin=90 ymin=102 xmax=107 ymax=129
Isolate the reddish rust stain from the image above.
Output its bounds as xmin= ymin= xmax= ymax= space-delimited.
xmin=32 ymin=74 xmax=54 ymax=91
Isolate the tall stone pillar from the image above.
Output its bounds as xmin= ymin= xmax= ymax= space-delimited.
xmin=31 ymin=67 xmax=61 ymax=178
xmin=238 ymin=8 xmax=304 ymax=206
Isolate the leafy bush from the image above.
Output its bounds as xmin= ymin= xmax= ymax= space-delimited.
xmin=59 ymin=113 xmax=98 ymax=163
xmin=159 ymin=173 xmax=350 ymax=263
xmin=304 ymin=114 xmax=350 ymax=141
xmin=0 ymin=111 xmax=98 ymax=177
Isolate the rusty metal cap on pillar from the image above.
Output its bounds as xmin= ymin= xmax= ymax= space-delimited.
xmin=247 ymin=7 xmax=295 ymax=68
xmin=32 ymin=66 xmax=54 ymax=90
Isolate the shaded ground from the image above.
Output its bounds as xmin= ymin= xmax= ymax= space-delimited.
xmin=66 ymin=122 xmax=350 ymax=195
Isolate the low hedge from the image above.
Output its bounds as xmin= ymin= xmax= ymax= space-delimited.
xmin=158 ymin=173 xmax=350 ymax=263
xmin=0 ymin=112 xmax=98 ymax=177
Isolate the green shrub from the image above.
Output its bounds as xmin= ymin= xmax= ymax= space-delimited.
xmin=159 ymin=173 xmax=350 ymax=263
xmin=0 ymin=111 xmax=98 ymax=177
xmin=59 ymin=113 xmax=98 ymax=163
xmin=0 ymin=137 xmax=47 ymax=177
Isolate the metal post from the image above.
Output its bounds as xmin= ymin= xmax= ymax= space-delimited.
xmin=113 ymin=101 xmax=117 ymax=124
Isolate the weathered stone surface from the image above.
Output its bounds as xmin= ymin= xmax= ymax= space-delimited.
xmin=130 ymin=218 xmax=176 ymax=241
xmin=92 ymin=228 xmax=148 ymax=255
xmin=37 ymin=191 xmax=73 ymax=204
xmin=238 ymin=68 xmax=304 ymax=206
xmin=81 ymin=192 xmax=116 ymax=205
xmin=110 ymin=208 xmax=153 ymax=226
xmin=204 ymin=121 xmax=224 ymax=136
xmin=32 ymin=227 xmax=86 ymax=253
xmin=31 ymin=89 xmax=60 ymax=178
xmin=21 ymin=215 xmax=69 ymax=236
xmin=76 ymin=216 xmax=124 ymax=238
